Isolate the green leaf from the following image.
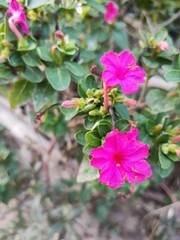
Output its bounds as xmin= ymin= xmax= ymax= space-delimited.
xmin=8 ymin=52 xmax=24 ymax=67
xmin=142 ymin=57 xmax=160 ymax=68
xmin=32 ymin=81 xmax=56 ymax=112
xmin=83 ymin=145 xmax=94 ymax=155
xmin=78 ymin=75 xmax=97 ymax=97
xmin=158 ymin=147 xmax=173 ymax=169
xmin=154 ymin=29 xmax=168 ymax=41
xmin=77 ymin=155 xmax=99 ymax=183
xmin=37 ymin=46 xmax=53 ymax=62
xmin=9 ymin=80 xmax=35 ymax=108
xmin=155 ymin=133 xmax=169 ymax=144
xmin=46 ymin=67 xmax=71 ymax=91
xmin=60 ymin=107 xmax=78 ymax=121
xmin=22 ymin=51 xmax=41 ymax=67
xmin=85 ymin=131 xmax=101 ymax=147
xmin=114 ymin=103 xmax=130 ymax=120
xmin=75 ymin=130 xmax=87 ymax=146
xmin=0 ymin=145 xmax=9 ymax=161
xmin=65 ymin=62 xmax=87 ymax=77
xmin=146 ymin=89 xmax=177 ymax=114
xmin=22 ymin=66 xmax=44 ymax=83
xmin=158 ymin=163 xmax=174 ymax=178
xmin=17 ymin=36 xmax=37 ymax=52
xmin=0 ymin=165 xmax=9 ymax=186
xmin=112 ymin=31 xmax=129 ymax=50
xmin=133 ymin=112 xmax=147 ymax=124
xmin=0 ymin=67 xmax=15 ymax=85
xmin=164 ymin=69 xmax=180 ymax=83
xmin=27 ymin=0 xmax=52 ymax=10
xmin=98 ymin=122 xmax=111 ymax=138
xmin=86 ymin=0 xmax=105 ymax=13
xmin=115 ymin=119 xmax=130 ymax=132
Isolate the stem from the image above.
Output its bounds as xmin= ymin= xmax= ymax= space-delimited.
xmin=137 ymin=78 xmax=149 ymax=106
xmin=109 ymin=106 xmax=115 ymax=130
xmin=103 ymin=83 xmax=109 ymax=112
xmin=9 ymin=18 xmax=23 ymax=40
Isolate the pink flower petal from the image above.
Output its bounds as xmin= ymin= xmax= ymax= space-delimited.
xmin=103 ymin=129 xmax=128 ymax=151
xmin=99 ymin=166 xmax=124 ymax=189
xmin=100 ymin=52 xmax=120 ymax=69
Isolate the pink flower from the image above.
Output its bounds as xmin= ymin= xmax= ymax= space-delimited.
xmin=104 ymin=1 xmax=118 ymax=23
xmin=157 ymin=41 xmax=169 ymax=51
xmin=90 ymin=128 xmax=152 ymax=189
xmin=7 ymin=0 xmax=29 ymax=39
xmin=100 ymin=50 xmax=146 ymax=94
xmin=176 ymin=149 xmax=180 ymax=158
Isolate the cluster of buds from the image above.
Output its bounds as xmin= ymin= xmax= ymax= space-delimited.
xmin=162 ymin=143 xmax=180 ymax=158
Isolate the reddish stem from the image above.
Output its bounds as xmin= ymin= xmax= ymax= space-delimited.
xmin=103 ymin=83 xmax=109 ymax=112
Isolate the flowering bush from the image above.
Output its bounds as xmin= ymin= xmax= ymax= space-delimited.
xmin=0 ymin=0 xmax=179 ymax=203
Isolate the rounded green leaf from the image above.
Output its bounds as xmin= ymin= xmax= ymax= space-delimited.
xmin=9 ymin=80 xmax=35 ymax=108
xmin=65 ymin=62 xmax=87 ymax=77
xmin=159 ymin=147 xmax=173 ymax=169
xmin=164 ymin=70 xmax=180 ymax=83
xmin=8 ymin=52 xmax=24 ymax=67
xmin=75 ymin=130 xmax=87 ymax=145
xmin=22 ymin=51 xmax=41 ymax=67
xmin=22 ymin=66 xmax=44 ymax=83
xmin=46 ymin=67 xmax=71 ymax=91
xmin=85 ymin=131 xmax=101 ymax=147
xmin=37 ymin=46 xmax=53 ymax=62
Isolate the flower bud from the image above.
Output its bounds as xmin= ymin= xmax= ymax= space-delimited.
xmin=152 ymin=124 xmax=163 ymax=133
xmin=176 ymin=149 xmax=180 ymax=158
xmin=123 ymin=98 xmax=137 ymax=107
xmin=55 ymin=30 xmax=64 ymax=42
xmin=170 ymin=135 xmax=180 ymax=143
xmin=156 ymin=41 xmax=169 ymax=51
xmin=61 ymin=100 xmax=79 ymax=108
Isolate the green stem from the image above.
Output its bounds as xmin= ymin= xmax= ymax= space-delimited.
xmin=137 ymin=78 xmax=149 ymax=106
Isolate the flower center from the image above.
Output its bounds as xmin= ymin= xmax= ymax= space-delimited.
xmin=113 ymin=152 xmax=123 ymax=167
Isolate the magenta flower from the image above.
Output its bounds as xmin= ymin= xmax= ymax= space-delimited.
xmin=104 ymin=1 xmax=119 ymax=23
xmin=100 ymin=50 xmax=146 ymax=94
xmin=7 ymin=0 xmax=29 ymax=39
xmin=90 ymin=128 xmax=152 ymax=189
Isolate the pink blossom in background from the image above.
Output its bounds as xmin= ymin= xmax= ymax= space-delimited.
xmin=104 ymin=1 xmax=119 ymax=23
xmin=90 ymin=128 xmax=152 ymax=189
xmin=100 ymin=50 xmax=146 ymax=94
xmin=157 ymin=41 xmax=169 ymax=51
xmin=7 ymin=0 xmax=29 ymax=39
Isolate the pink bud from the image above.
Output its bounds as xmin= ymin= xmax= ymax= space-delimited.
xmin=55 ymin=30 xmax=64 ymax=41
xmin=123 ymin=98 xmax=137 ymax=107
xmin=61 ymin=100 xmax=79 ymax=108
xmin=157 ymin=41 xmax=169 ymax=51
xmin=176 ymin=149 xmax=180 ymax=158
xmin=104 ymin=1 xmax=119 ymax=23
xmin=170 ymin=135 xmax=180 ymax=143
